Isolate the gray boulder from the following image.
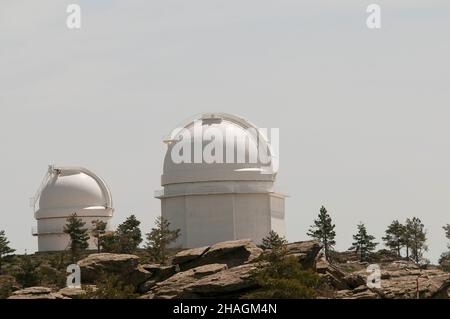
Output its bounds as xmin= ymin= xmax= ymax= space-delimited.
xmin=77 ymin=253 xmax=151 ymax=286
xmin=171 ymin=246 xmax=210 ymax=266
xmin=148 ymin=263 xmax=228 ymax=298
xmin=181 ymin=263 xmax=258 ymax=298
xmin=138 ymin=264 xmax=178 ymax=293
xmin=181 ymin=239 xmax=262 ymax=270
xmin=286 ymin=240 xmax=323 ymax=269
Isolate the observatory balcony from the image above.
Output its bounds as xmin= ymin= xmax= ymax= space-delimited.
xmin=154 ymin=189 xmax=164 ymax=198
xmin=31 ymin=226 xmax=64 ymax=236
xmin=155 ymin=181 xmax=275 ymax=199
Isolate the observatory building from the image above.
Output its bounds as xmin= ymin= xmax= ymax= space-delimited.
xmin=32 ymin=166 xmax=114 ymax=252
xmin=156 ymin=113 xmax=285 ymax=248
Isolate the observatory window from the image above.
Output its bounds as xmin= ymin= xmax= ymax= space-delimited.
xmin=202 ymin=118 xmax=222 ymax=126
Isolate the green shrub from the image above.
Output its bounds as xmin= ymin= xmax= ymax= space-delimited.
xmin=82 ymin=273 xmax=138 ymax=299
xmin=439 ymin=252 xmax=450 ymax=272
xmin=243 ymin=255 xmax=319 ymax=299
xmin=0 ymin=275 xmax=16 ymax=299
xmin=14 ymin=255 xmax=41 ymax=287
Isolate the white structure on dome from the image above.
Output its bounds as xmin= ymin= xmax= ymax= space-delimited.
xmin=31 ymin=165 xmax=114 ymax=252
xmin=156 ymin=113 xmax=285 ymax=248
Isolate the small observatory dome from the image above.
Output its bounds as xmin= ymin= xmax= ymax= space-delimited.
xmin=32 ymin=166 xmax=114 ymax=252
xmin=156 ymin=113 xmax=285 ymax=248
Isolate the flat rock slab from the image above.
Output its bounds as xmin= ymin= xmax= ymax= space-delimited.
xmin=8 ymin=287 xmax=68 ymax=299
xmin=172 ymin=246 xmax=210 ymax=266
xmin=11 ymin=286 xmax=52 ymax=295
xmin=182 ymin=239 xmax=262 ymax=270
xmin=149 ymin=263 xmax=228 ymax=298
xmin=58 ymin=287 xmax=87 ymax=298
xmin=182 ymin=263 xmax=258 ymax=298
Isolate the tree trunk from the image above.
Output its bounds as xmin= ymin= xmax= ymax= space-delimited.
xmin=161 ymin=245 xmax=166 ymax=265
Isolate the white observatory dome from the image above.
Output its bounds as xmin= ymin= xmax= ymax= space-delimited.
xmin=38 ymin=169 xmax=111 ymax=213
xmin=162 ymin=112 xmax=277 ymax=187
xmin=32 ymin=166 xmax=114 ymax=252
xmin=157 ymin=113 xmax=285 ymax=248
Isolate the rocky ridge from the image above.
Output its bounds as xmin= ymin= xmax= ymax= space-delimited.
xmin=6 ymin=239 xmax=450 ymax=299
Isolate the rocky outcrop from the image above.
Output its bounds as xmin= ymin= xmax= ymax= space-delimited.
xmin=173 ymin=239 xmax=262 ymax=270
xmin=138 ymin=264 xmax=179 ymax=293
xmin=141 ymin=263 xmax=258 ymax=299
xmin=182 ymin=263 xmax=258 ymax=298
xmin=139 ymin=239 xmax=263 ymax=294
xmin=8 ymin=287 xmax=68 ymax=299
xmin=316 ymin=258 xmax=366 ymax=291
xmin=286 ymin=240 xmax=323 ymax=269
xmin=372 ymin=267 xmax=450 ymax=299
xmin=9 ymin=239 xmax=447 ymax=299
xmin=335 ymin=286 xmax=380 ymax=299
xmin=143 ymin=263 xmax=228 ymax=298
xmin=77 ymin=253 xmax=151 ymax=286
xmin=334 ymin=262 xmax=450 ymax=299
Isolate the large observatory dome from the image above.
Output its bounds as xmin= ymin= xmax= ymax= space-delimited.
xmin=162 ymin=113 xmax=277 ymax=186
xmin=157 ymin=113 xmax=285 ymax=249
xmin=33 ymin=166 xmax=113 ymax=252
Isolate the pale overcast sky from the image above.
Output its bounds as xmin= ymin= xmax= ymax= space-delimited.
xmin=1 ymin=1 xmax=449 ymax=262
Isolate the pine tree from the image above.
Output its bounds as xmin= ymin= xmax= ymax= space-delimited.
xmin=0 ymin=230 xmax=15 ymax=274
xmin=405 ymin=217 xmax=427 ymax=263
xmin=307 ymin=206 xmax=336 ymax=261
xmin=101 ymin=233 xmax=120 ymax=253
xmin=116 ymin=215 xmax=143 ymax=253
xmin=145 ymin=216 xmax=180 ymax=264
xmin=14 ymin=254 xmax=41 ymax=287
xmin=91 ymin=220 xmax=107 ymax=253
xmin=382 ymin=220 xmax=405 ymax=257
xmin=82 ymin=273 xmax=138 ymax=299
xmin=438 ymin=224 xmax=450 ymax=271
xmin=260 ymin=230 xmax=288 ymax=250
xmin=401 ymin=225 xmax=411 ymax=259
xmin=352 ymin=223 xmax=378 ymax=262
xmin=63 ymin=213 xmax=89 ymax=261
xmin=439 ymin=252 xmax=450 ymax=272
xmin=444 ymin=224 xmax=450 ymax=249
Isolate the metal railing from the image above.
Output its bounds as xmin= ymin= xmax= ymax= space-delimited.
xmin=31 ymin=226 xmax=63 ymax=236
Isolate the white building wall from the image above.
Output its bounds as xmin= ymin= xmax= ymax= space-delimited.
xmin=185 ymin=194 xmax=235 ymax=247
xmin=270 ymin=194 xmax=286 ymax=237
xmin=36 ymin=214 xmax=112 ymax=252
xmin=161 ymin=192 xmax=284 ymax=248
xmin=161 ymin=196 xmax=186 ymax=248
xmin=234 ymin=193 xmax=271 ymax=244
xmin=37 ymin=233 xmax=99 ymax=252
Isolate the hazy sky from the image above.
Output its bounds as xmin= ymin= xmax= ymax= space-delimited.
xmin=1 ymin=0 xmax=449 ymax=262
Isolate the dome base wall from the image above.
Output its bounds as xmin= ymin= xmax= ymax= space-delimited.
xmin=161 ymin=192 xmax=285 ymax=248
